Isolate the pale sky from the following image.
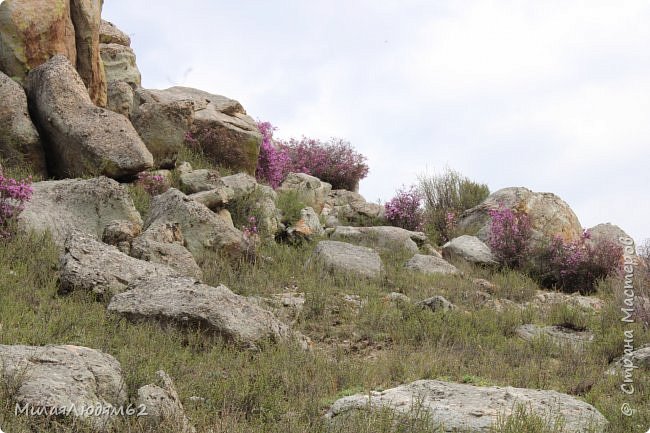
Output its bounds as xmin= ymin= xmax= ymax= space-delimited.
xmin=103 ymin=0 xmax=650 ymax=244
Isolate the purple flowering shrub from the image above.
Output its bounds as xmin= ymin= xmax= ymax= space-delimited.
xmin=487 ymin=205 xmax=532 ymax=268
xmin=255 ymin=121 xmax=292 ymax=189
xmin=0 ymin=171 xmax=33 ymax=238
xmin=534 ymin=230 xmax=622 ymax=293
xmin=135 ymin=172 xmax=168 ymax=196
xmin=385 ymin=185 xmax=424 ymax=231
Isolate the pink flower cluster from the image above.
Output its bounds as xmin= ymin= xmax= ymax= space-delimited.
xmin=136 ymin=172 xmax=168 ymax=196
xmin=487 ymin=204 xmax=532 ymax=268
xmin=542 ymin=230 xmax=622 ymax=293
xmin=242 ymin=215 xmax=259 ymax=239
xmin=255 ymin=121 xmax=369 ymax=191
xmin=385 ymin=185 xmax=424 ymax=231
xmin=0 ymin=172 xmax=33 ymax=238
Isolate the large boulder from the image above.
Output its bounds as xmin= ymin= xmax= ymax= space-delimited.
xmin=325 ymin=379 xmax=607 ymax=432
xmin=321 ymin=189 xmax=385 ymax=227
xmin=442 ymin=235 xmax=497 ymax=266
xmin=455 ymin=187 xmax=583 ymax=250
xmin=278 ymin=172 xmax=332 ymax=214
xmin=59 ymin=231 xmax=178 ymax=297
xmin=132 ymin=87 xmax=261 ymax=172
xmin=99 ymin=19 xmax=130 ymax=46
xmin=70 ymin=0 xmax=106 ymax=106
xmin=405 ymin=254 xmax=459 ymax=275
xmin=0 ymin=0 xmax=76 ymax=85
xmin=0 ymin=0 xmax=107 ymax=106
xmin=106 ymin=79 xmax=134 ymax=117
xmin=100 ymin=42 xmax=141 ymax=86
xmin=310 ymin=240 xmax=382 ymax=279
xmin=587 ymin=223 xmax=634 ymax=253
xmin=0 ymin=344 xmax=127 ymax=428
xmin=137 ymin=371 xmax=196 ymax=433
xmin=108 ymin=275 xmax=310 ymax=350
xmin=19 ymin=177 xmax=143 ymax=247
xmin=330 ymin=226 xmax=426 ymax=254
xmin=180 ymin=168 xmax=223 ymax=194
xmin=25 ymin=55 xmax=153 ymax=178
xmin=145 ymin=188 xmax=247 ymax=260
xmin=0 ymin=71 xmax=46 ymax=175
xmin=131 ymin=222 xmax=203 ymax=280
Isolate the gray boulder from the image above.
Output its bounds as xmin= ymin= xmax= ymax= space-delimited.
xmin=25 ymin=55 xmax=153 ymax=178
xmin=108 ymin=275 xmax=310 ymax=350
xmin=131 ymin=222 xmax=203 ymax=280
xmin=106 ymin=79 xmax=134 ymax=118
xmin=321 ymin=189 xmax=385 ymax=226
xmin=515 ymin=324 xmax=593 ymax=348
xmin=405 ymin=254 xmax=459 ymax=275
xmin=325 ymin=379 xmax=607 ymax=432
xmin=606 ymin=346 xmax=650 ymax=375
xmin=180 ymin=168 xmax=223 ymax=194
xmin=279 ymin=172 xmax=332 ymax=214
xmin=418 ymin=295 xmax=456 ymax=312
xmin=0 ymin=71 xmax=47 ymax=176
xmin=330 ymin=226 xmax=426 ymax=254
xmin=59 ymin=231 xmax=178 ymax=297
xmin=102 ymin=219 xmax=141 ymax=254
xmin=287 ymin=207 xmax=324 ymax=239
xmin=0 ymin=344 xmax=127 ymax=429
xmin=145 ymin=188 xmax=247 ymax=260
xmin=19 ymin=177 xmax=142 ymax=247
xmin=99 ymin=19 xmax=131 ymax=46
xmin=442 ymin=235 xmax=497 ymax=266
xmin=100 ymin=42 xmax=141 ymax=86
xmin=456 ymin=187 xmax=583 ymax=251
xmin=137 ymin=370 xmax=196 ymax=433
xmin=132 ymin=87 xmax=261 ymax=173
xmin=310 ymin=241 xmax=382 ymax=279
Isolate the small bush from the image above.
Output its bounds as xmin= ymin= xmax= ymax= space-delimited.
xmin=276 ymin=190 xmax=306 ymax=226
xmin=280 ymin=136 xmax=369 ymax=191
xmin=384 ymin=185 xmax=424 ymax=231
xmin=0 ymin=171 xmax=33 ymax=238
xmin=135 ymin=172 xmax=168 ymax=196
xmin=255 ymin=121 xmax=292 ymax=189
xmin=487 ymin=204 xmax=532 ymax=268
xmin=418 ymin=167 xmax=489 ymax=244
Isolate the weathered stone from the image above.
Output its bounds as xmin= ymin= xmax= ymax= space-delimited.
xmin=286 ymin=206 xmax=324 ymax=240
xmin=0 ymin=0 xmax=76 ymax=86
xmin=330 ymin=226 xmax=426 ymax=254
xmin=310 ymin=240 xmax=382 ymax=279
xmin=220 ymin=172 xmax=258 ymax=197
xmin=325 ymin=379 xmax=608 ymax=432
xmin=180 ymin=168 xmax=222 ymax=194
xmin=100 ymin=42 xmax=140 ymax=86
xmin=131 ymin=222 xmax=203 ymax=280
xmin=108 ymin=275 xmax=310 ymax=350
xmin=106 ymin=80 xmax=134 ymax=117
xmin=137 ymin=370 xmax=196 ymax=433
xmin=99 ymin=19 xmax=130 ymax=46
xmin=532 ymin=291 xmax=604 ymax=313
xmin=418 ymin=295 xmax=456 ymax=312
xmin=405 ymin=254 xmax=459 ymax=275
xmin=59 ymin=231 xmax=178 ymax=297
xmin=384 ymin=292 xmax=411 ymax=304
xmin=19 ymin=177 xmax=142 ymax=247
xmin=0 ymin=344 xmax=127 ymax=429
xmin=606 ymin=346 xmax=650 ymax=375
xmin=279 ymin=172 xmax=332 ymax=213
xmin=132 ymin=87 xmax=261 ymax=173
xmin=515 ymin=324 xmax=593 ymax=348
xmin=442 ymin=235 xmax=497 ymax=266
xmin=0 ymin=71 xmax=46 ymax=175
xmin=102 ymin=219 xmax=141 ymax=254
xmin=145 ymin=188 xmax=246 ymax=260
xmin=70 ymin=0 xmax=106 ymax=106
xmin=25 ymin=55 xmax=153 ymax=178
xmin=321 ymin=189 xmax=385 ymax=226
xmin=456 ymin=187 xmax=583 ymax=251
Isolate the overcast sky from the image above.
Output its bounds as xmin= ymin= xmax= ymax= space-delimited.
xmin=103 ymin=0 xmax=650 ymax=244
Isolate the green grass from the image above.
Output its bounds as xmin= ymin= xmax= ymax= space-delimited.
xmin=0 ymin=230 xmax=648 ymax=432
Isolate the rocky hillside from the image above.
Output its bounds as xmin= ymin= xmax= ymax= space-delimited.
xmin=0 ymin=2 xmax=649 ymax=433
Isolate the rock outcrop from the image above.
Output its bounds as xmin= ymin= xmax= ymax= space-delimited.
xmin=132 ymin=87 xmax=261 ymax=172
xmin=70 ymin=0 xmax=106 ymax=106
xmin=100 ymin=42 xmax=141 ymax=86
xmin=455 ymin=187 xmax=583 ymax=250
xmin=26 ymin=55 xmax=153 ymax=178
xmin=0 ymin=344 xmax=127 ymax=429
xmin=515 ymin=324 xmax=593 ymax=348
xmin=0 ymin=71 xmax=46 ymax=175
xmin=19 ymin=177 xmax=142 ymax=247
xmin=321 ymin=189 xmax=385 ymax=226
xmin=442 ymin=235 xmax=497 ymax=266
xmin=405 ymin=254 xmax=459 ymax=275
xmin=99 ymin=19 xmax=130 ymax=46
xmin=310 ymin=240 xmax=382 ymax=279
xmin=279 ymin=172 xmax=332 ymax=213
xmin=325 ymin=379 xmax=608 ymax=432
xmin=108 ymin=275 xmax=310 ymax=350
xmin=329 ymin=226 xmax=426 ymax=254
xmin=137 ymin=370 xmax=196 ymax=433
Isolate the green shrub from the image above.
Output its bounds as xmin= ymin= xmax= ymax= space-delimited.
xmin=418 ymin=167 xmax=489 ymax=244
xmin=276 ymin=190 xmax=306 ymax=226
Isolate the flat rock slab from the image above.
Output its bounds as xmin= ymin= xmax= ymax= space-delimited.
xmin=59 ymin=231 xmax=178 ymax=297
xmin=516 ymin=324 xmax=594 ymax=348
xmin=19 ymin=177 xmax=142 ymax=248
xmin=330 ymin=226 xmax=426 ymax=254
xmin=442 ymin=235 xmax=497 ymax=266
xmin=405 ymin=254 xmax=459 ymax=275
xmin=325 ymin=379 xmax=608 ymax=432
xmin=311 ymin=240 xmax=382 ymax=279
xmin=0 ymin=344 xmax=127 ymax=428
xmin=107 ymin=275 xmax=309 ymax=350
